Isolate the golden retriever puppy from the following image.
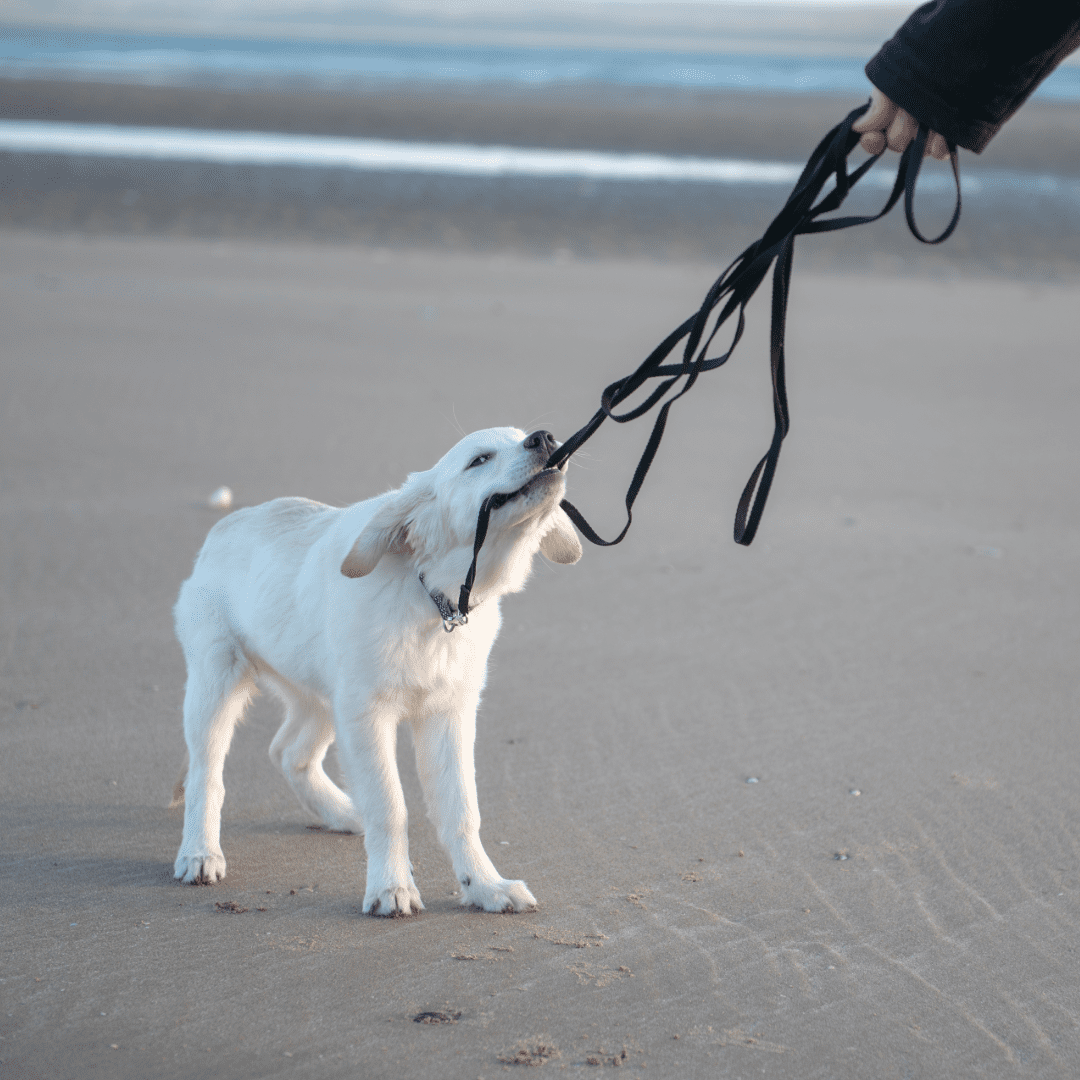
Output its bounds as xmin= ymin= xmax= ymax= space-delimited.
xmin=172 ymin=427 xmax=580 ymax=915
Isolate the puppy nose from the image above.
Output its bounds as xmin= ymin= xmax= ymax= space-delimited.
xmin=524 ymin=430 xmax=557 ymax=454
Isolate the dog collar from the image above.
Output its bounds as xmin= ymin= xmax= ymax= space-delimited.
xmin=419 ymin=572 xmax=468 ymax=633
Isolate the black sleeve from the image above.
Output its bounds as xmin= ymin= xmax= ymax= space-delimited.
xmin=865 ymin=0 xmax=1080 ymax=152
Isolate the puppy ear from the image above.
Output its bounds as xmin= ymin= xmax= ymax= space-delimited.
xmin=539 ymin=506 xmax=582 ymax=565
xmin=340 ymin=490 xmax=421 ymax=578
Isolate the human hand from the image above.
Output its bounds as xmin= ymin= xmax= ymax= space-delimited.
xmin=851 ymin=87 xmax=950 ymax=160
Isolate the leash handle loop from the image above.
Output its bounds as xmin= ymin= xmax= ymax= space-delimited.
xmin=904 ymin=125 xmax=962 ymax=245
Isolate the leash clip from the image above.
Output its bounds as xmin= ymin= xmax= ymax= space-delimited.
xmin=421 ymin=572 xmax=470 ymax=633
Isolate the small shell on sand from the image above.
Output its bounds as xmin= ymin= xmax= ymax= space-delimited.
xmin=208 ymin=486 xmax=233 ymax=510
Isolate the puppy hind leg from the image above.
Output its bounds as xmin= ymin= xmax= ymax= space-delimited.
xmin=174 ymin=650 xmax=255 ymax=885
xmin=268 ymin=692 xmax=363 ymax=834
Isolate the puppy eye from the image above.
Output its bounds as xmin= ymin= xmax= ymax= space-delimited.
xmin=466 ymin=453 xmax=492 ymax=469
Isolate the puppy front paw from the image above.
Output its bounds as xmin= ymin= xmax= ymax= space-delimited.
xmin=174 ymin=852 xmax=226 ymax=884
xmin=363 ymin=884 xmax=424 ymax=917
xmin=461 ymin=876 xmax=537 ymax=913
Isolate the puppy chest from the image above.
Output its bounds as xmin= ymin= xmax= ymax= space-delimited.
xmin=373 ymin=631 xmax=488 ymax=699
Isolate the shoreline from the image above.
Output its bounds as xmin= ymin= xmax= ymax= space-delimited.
xmin=4 ymin=76 xmax=1080 ymax=176
xmin=2 ymin=77 xmax=1078 ymax=278
xmin=0 ymin=2 xmax=927 ymax=59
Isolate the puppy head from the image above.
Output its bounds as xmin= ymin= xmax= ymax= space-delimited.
xmin=341 ymin=427 xmax=581 ymax=595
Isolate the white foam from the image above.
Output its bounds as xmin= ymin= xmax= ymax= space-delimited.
xmin=0 ymin=119 xmax=806 ymax=184
xmin=1 ymin=120 xmax=1071 ymax=201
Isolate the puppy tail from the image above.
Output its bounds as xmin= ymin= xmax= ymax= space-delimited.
xmin=169 ymin=750 xmax=189 ymax=809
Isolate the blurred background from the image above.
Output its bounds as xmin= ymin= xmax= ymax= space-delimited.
xmin=2 ymin=0 xmax=1079 ymax=275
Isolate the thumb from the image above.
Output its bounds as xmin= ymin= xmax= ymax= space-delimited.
xmin=852 ymin=86 xmax=897 ymax=133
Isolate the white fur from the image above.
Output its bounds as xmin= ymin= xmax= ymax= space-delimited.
xmin=172 ymin=427 xmax=581 ymax=915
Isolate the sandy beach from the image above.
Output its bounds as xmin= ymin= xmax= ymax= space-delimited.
xmin=3 ymin=11 xmax=1080 ymax=1068
xmin=1 ymin=225 xmax=1078 ymax=1077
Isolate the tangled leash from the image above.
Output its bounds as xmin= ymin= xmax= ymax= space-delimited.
xmin=545 ymin=101 xmax=961 ymax=548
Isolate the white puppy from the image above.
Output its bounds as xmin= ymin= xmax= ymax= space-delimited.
xmin=172 ymin=427 xmax=581 ymax=915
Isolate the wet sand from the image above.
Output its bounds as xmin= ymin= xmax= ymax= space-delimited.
xmin=3 ymin=78 xmax=1080 ymax=278
xmin=1 ymin=230 xmax=1079 ymax=1078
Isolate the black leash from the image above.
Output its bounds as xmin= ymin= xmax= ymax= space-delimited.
xmin=444 ymin=104 xmax=961 ymax=630
xmin=427 ymin=489 xmax=514 ymax=630
xmin=545 ymin=104 xmax=961 ymax=548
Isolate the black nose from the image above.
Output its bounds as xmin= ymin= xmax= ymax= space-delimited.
xmin=524 ymin=430 xmax=557 ymax=454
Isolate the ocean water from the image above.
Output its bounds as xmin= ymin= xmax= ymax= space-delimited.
xmin=2 ymin=26 xmax=1078 ymax=100
xmin=4 ymin=118 xmax=1078 ymax=209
